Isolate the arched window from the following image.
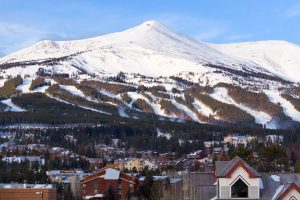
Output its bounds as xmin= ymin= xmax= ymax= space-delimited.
xmin=231 ymin=178 xmax=248 ymax=198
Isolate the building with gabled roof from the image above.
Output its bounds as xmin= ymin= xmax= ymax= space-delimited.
xmin=271 ymin=182 xmax=300 ymax=200
xmin=80 ymin=168 xmax=138 ymax=200
xmin=186 ymin=156 xmax=300 ymax=199
xmin=215 ymin=156 xmax=261 ymax=199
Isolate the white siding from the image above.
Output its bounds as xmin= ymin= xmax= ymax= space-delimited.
xmin=218 ymin=166 xmax=260 ymax=199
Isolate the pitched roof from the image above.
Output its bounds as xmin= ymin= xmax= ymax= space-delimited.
xmin=215 ymin=156 xmax=260 ymax=178
xmin=272 ymin=182 xmax=300 ymax=200
xmin=104 ymin=168 xmax=120 ymax=180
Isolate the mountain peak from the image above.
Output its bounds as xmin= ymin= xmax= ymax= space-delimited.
xmin=130 ymin=20 xmax=171 ymax=35
xmin=140 ymin=20 xmax=164 ymax=28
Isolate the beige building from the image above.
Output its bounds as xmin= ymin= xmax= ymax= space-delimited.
xmin=125 ymin=158 xmax=144 ymax=171
xmin=124 ymin=158 xmax=157 ymax=171
xmin=224 ymin=135 xmax=256 ymax=147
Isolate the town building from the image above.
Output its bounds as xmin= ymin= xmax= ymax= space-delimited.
xmin=124 ymin=158 xmax=157 ymax=172
xmin=124 ymin=158 xmax=144 ymax=171
xmin=224 ymin=135 xmax=256 ymax=147
xmin=2 ymin=155 xmax=45 ymax=165
xmin=265 ymin=135 xmax=284 ymax=144
xmin=185 ymin=156 xmax=300 ymax=199
xmin=0 ymin=183 xmax=56 ymax=200
xmin=80 ymin=168 xmax=138 ymax=200
xmin=215 ymin=156 xmax=261 ymax=199
xmin=47 ymin=170 xmax=84 ymax=199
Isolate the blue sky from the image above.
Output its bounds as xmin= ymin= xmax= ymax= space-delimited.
xmin=0 ymin=0 xmax=300 ymax=55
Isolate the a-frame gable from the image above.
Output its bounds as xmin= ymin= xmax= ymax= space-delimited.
xmin=276 ymin=183 xmax=300 ymax=200
xmin=224 ymin=160 xmax=259 ymax=178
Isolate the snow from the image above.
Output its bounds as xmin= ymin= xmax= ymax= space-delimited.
xmin=0 ymin=20 xmax=280 ymax=81
xmin=272 ymin=185 xmax=284 ymax=200
xmin=78 ymin=105 xmax=111 ymax=115
xmin=170 ymin=97 xmax=200 ymax=122
xmin=144 ymin=92 xmax=168 ymax=117
xmin=271 ymin=175 xmax=281 ymax=182
xmin=157 ymin=129 xmax=172 ymax=140
xmin=259 ymin=178 xmax=264 ymax=189
xmin=265 ymin=90 xmax=300 ymax=122
xmin=210 ymin=87 xmax=273 ymax=127
xmin=33 ymin=85 xmax=49 ymax=92
xmin=1 ymin=99 xmax=26 ymax=112
xmin=16 ymin=78 xmax=32 ymax=93
xmin=214 ymin=41 xmax=300 ymax=83
xmin=118 ymin=107 xmax=129 ymax=118
xmin=100 ymin=89 xmax=120 ymax=100
xmin=104 ymin=168 xmax=120 ymax=180
xmin=47 ymin=94 xmax=110 ymax=115
xmin=0 ymin=20 xmax=298 ymax=128
xmin=127 ymin=92 xmax=150 ymax=108
xmin=60 ymin=85 xmax=85 ymax=98
xmin=193 ymin=99 xmax=214 ymax=118
xmin=0 ymin=79 xmax=6 ymax=87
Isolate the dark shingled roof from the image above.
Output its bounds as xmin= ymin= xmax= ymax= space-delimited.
xmin=215 ymin=156 xmax=260 ymax=177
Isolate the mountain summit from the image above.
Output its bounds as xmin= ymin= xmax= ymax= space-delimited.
xmin=0 ymin=20 xmax=299 ymax=129
xmin=1 ymin=20 xmax=299 ymax=81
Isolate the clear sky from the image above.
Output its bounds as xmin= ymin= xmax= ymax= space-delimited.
xmin=0 ymin=0 xmax=300 ymax=55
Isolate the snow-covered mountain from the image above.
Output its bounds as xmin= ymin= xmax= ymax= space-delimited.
xmin=0 ymin=20 xmax=299 ymax=129
xmin=213 ymin=41 xmax=300 ymax=83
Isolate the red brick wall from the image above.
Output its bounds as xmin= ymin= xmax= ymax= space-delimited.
xmin=80 ymin=170 xmax=138 ymax=200
xmin=0 ymin=188 xmax=56 ymax=200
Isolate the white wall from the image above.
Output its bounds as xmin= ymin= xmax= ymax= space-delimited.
xmin=218 ymin=166 xmax=260 ymax=199
xmin=281 ymin=188 xmax=300 ymax=200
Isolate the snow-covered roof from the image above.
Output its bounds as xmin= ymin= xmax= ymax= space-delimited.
xmin=104 ymin=168 xmax=120 ymax=180
xmin=170 ymin=178 xmax=182 ymax=184
xmin=271 ymin=175 xmax=281 ymax=182
xmin=0 ymin=184 xmax=54 ymax=189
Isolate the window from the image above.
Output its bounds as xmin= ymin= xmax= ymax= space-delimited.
xmin=231 ymin=178 xmax=248 ymax=198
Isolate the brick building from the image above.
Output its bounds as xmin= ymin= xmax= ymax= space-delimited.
xmin=80 ymin=168 xmax=138 ymax=200
xmin=0 ymin=184 xmax=56 ymax=200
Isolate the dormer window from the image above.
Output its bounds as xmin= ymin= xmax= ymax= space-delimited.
xmin=231 ymin=178 xmax=249 ymax=198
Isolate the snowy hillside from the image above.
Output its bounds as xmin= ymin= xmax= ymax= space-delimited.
xmin=0 ymin=20 xmax=299 ymax=129
xmin=0 ymin=20 xmax=280 ymax=79
xmin=213 ymin=41 xmax=300 ymax=83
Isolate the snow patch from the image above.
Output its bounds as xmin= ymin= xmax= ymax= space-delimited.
xmin=210 ymin=87 xmax=273 ymax=127
xmin=259 ymin=178 xmax=264 ymax=189
xmin=60 ymin=85 xmax=85 ymax=98
xmin=271 ymin=175 xmax=280 ymax=182
xmin=170 ymin=97 xmax=199 ymax=122
xmin=272 ymin=185 xmax=284 ymax=200
xmin=118 ymin=107 xmax=129 ymax=118
xmin=16 ymin=78 xmax=32 ymax=93
xmin=1 ymin=99 xmax=26 ymax=112
xmin=193 ymin=99 xmax=214 ymax=118
xmin=33 ymin=85 xmax=49 ymax=93
xmin=265 ymin=90 xmax=300 ymax=122
xmin=157 ymin=129 xmax=172 ymax=140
